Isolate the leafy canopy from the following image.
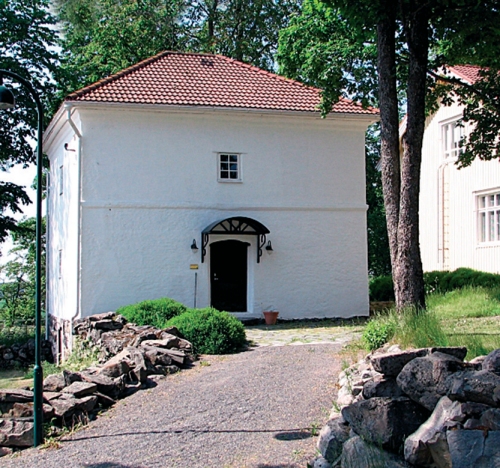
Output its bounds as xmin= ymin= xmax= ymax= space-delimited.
xmin=0 ymin=0 xmax=58 ymax=247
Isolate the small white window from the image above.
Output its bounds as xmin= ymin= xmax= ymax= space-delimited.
xmin=59 ymin=165 xmax=63 ymax=195
xmin=442 ymin=120 xmax=464 ymax=160
xmin=477 ymin=191 xmax=500 ymax=243
xmin=218 ymin=153 xmax=241 ymax=182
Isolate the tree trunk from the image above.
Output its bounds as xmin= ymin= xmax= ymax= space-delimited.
xmin=207 ymin=0 xmax=218 ymax=47
xmin=397 ymin=2 xmax=427 ymax=309
xmin=377 ymin=2 xmax=400 ymax=275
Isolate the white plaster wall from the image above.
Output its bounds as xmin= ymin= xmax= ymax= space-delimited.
xmin=52 ymin=106 xmax=370 ymax=319
xmin=45 ymin=119 xmax=80 ymax=321
xmin=420 ymin=100 xmax=500 ymax=273
xmin=79 ymin=206 xmax=368 ymax=318
xmin=78 ymin=108 xmax=367 ymax=208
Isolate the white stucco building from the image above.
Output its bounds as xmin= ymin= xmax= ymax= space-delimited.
xmin=43 ymin=52 xmax=377 ymax=356
xmin=419 ymin=65 xmax=500 ymax=273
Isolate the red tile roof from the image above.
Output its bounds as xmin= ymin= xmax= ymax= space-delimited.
xmin=66 ymin=51 xmax=378 ymax=115
xmin=447 ymin=65 xmax=485 ymax=84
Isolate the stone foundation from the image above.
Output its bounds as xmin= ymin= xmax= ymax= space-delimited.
xmin=47 ymin=314 xmax=73 ymax=364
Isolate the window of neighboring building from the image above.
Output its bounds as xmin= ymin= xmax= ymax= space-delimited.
xmin=478 ymin=191 xmax=500 ymax=243
xmin=218 ymin=153 xmax=241 ymax=181
xmin=442 ymin=120 xmax=464 ymax=159
xmin=59 ymin=165 xmax=63 ymax=195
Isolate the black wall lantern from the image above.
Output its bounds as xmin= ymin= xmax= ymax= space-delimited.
xmin=191 ymin=239 xmax=199 ymax=252
xmin=265 ymin=240 xmax=274 ymax=254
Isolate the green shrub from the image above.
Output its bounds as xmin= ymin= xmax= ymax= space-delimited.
xmin=423 ymin=271 xmax=450 ymax=294
xmin=362 ymin=318 xmax=396 ymax=351
xmin=167 ymin=307 xmax=246 ymax=354
xmin=116 ymin=297 xmax=187 ymax=329
xmin=372 ymin=268 xmax=500 ymax=300
xmin=369 ymin=275 xmax=395 ymax=301
xmin=424 ymin=268 xmax=500 ymax=294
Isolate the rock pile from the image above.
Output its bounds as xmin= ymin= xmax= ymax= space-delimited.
xmin=0 ymin=338 xmax=52 ymax=369
xmin=314 ymin=346 xmax=500 ymax=468
xmin=0 ymin=313 xmax=194 ymax=453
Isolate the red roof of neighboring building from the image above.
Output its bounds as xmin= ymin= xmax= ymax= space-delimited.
xmin=66 ymin=51 xmax=378 ymax=115
xmin=447 ymin=65 xmax=485 ymax=84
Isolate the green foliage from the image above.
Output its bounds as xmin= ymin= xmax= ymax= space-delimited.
xmin=56 ymin=0 xmax=301 ymax=96
xmin=393 ymin=308 xmax=448 ymax=349
xmin=56 ymin=0 xmax=186 ymax=94
xmin=63 ymin=337 xmax=100 ymax=370
xmin=365 ymin=126 xmax=391 ymax=277
xmin=369 ymin=275 xmax=394 ymax=302
xmin=0 ymin=324 xmax=36 ymax=347
xmin=0 ymin=217 xmax=46 ymax=325
xmin=24 ymin=338 xmax=99 ymax=378
xmin=371 ymin=269 xmax=500 ymax=301
xmin=0 ymin=0 xmax=58 ymax=244
xmin=424 ymin=268 xmax=500 ymax=295
xmin=277 ymin=0 xmax=377 ymax=112
xmin=116 ymin=297 xmax=187 ymax=329
xmin=185 ymin=0 xmax=301 ymax=72
xmin=362 ymin=318 xmax=395 ymax=351
xmin=167 ymin=307 xmax=246 ymax=355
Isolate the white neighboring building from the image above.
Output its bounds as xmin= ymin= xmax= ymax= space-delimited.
xmin=419 ymin=65 xmax=500 ymax=273
xmin=43 ymin=52 xmax=377 ymax=357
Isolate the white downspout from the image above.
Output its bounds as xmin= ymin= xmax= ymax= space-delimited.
xmin=45 ymin=172 xmax=50 ymax=340
xmin=64 ymin=104 xmax=83 ymax=352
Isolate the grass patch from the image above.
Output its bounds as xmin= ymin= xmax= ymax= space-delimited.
xmin=0 ymin=369 xmax=33 ymax=389
xmin=365 ymin=286 xmax=500 ymax=359
xmin=426 ymin=286 xmax=500 ymax=319
xmin=0 ymin=337 xmax=100 ymax=389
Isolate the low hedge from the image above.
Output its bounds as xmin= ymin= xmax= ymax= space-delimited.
xmin=167 ymin=307 xmax=246 ymax=355
xmin=370 ymin=268 xmax=500 ymax=301
xmin=116 ymin=297 xmax=187 ymax=329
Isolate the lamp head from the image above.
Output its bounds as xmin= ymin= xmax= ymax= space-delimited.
xmin=191 ymin=239 xmax=199 ymax=253
xmin=265 ymin=240 xmax=273 ymax=254
xmin=0 ymin=79 xmax=15 ymax=110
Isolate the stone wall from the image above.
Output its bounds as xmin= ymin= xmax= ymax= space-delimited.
xmin=0 ymin=313 xmax=194 ymax=455
xmin=0 ymin=339 xmax=52 ymax=370
xmin=314 ymin=345 xmax=500 ymax=467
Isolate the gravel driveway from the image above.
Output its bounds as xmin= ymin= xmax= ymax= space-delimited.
xmin=2 ymin=343 xmax=346 ymax=468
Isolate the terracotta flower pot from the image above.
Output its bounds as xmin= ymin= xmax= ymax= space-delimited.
xmin=263 ymin=311 xmax=279 ymax=325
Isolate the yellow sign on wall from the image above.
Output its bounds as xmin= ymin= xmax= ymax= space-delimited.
xmin=190 ymin=264 xmax=199 ymax=270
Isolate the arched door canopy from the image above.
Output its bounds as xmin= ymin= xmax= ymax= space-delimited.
xmin=201 ymin=216 xmax=270 ymax=263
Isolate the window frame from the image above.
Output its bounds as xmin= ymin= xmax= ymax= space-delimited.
xmin=441 ymin=118 xmax=465 ymax=160
xmin=476 ymin=189 xmax=500 ymax=245
xmin=217 ymin=153 xmax=242 ymax=183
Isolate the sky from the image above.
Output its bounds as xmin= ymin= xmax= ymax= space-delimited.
xmin=1 ymin=163 xmax=37 ymax=262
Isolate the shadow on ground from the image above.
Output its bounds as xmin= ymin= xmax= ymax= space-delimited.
xmin=67 ymin=427 xmax=313 ymax=443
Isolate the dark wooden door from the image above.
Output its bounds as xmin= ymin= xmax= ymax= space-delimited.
xmin=210 ymin=240 xmax=248 ymax=312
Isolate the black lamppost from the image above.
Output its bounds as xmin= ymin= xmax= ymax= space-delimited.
xmin=0 ymin=70 xmax=44 ymax=446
